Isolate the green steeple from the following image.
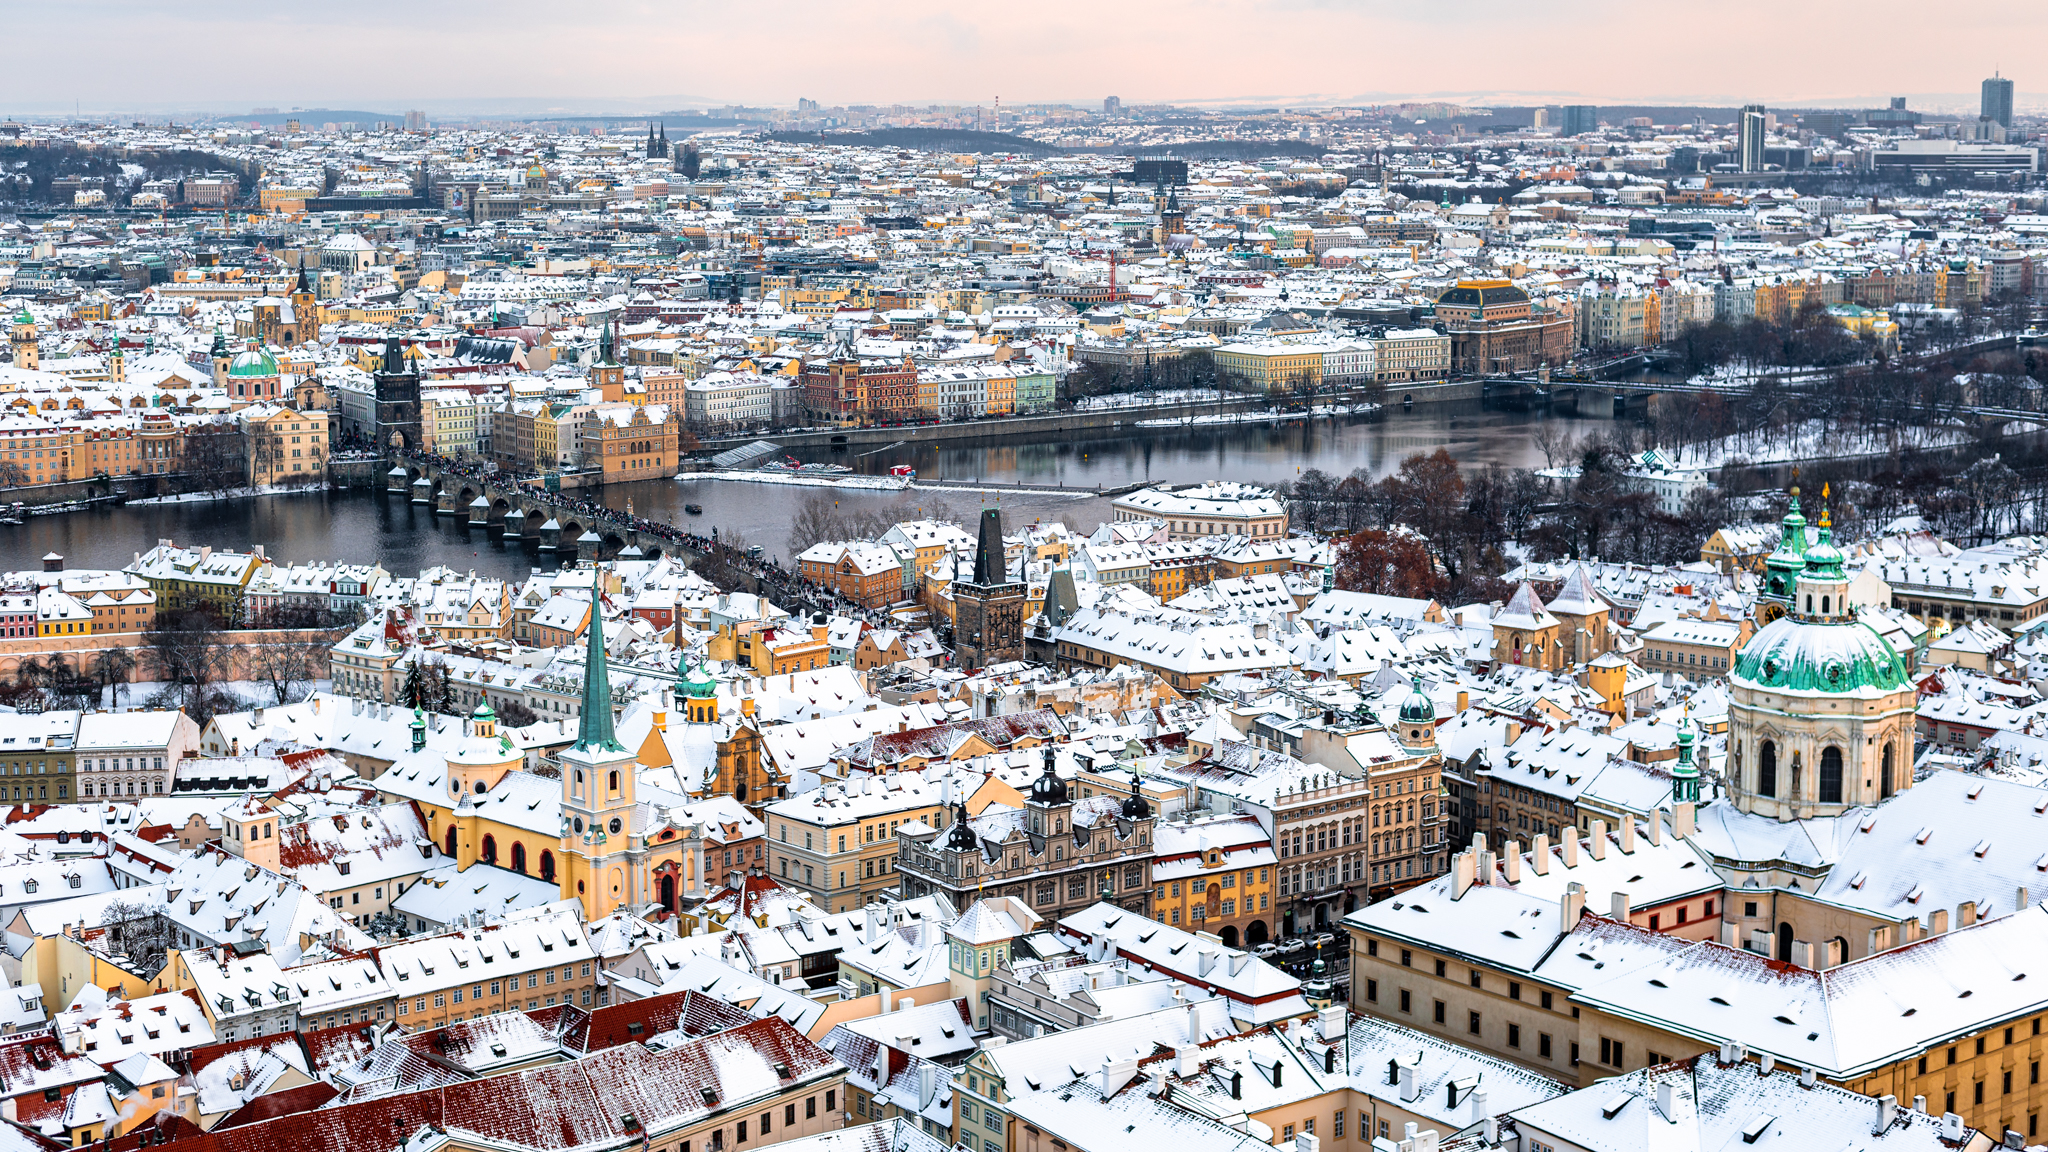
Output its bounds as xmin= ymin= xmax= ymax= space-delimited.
xmin=1671 ymin=712 xmax=1699 ymax=804
xmin=574 ymin=603 xmax=625 ymax=754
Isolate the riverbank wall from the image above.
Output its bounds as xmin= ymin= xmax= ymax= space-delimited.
xmin=690 ymin=381 xmax=1485 ymax=454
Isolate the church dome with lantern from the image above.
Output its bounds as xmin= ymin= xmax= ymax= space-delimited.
xmin=1726 ymin=487 xmax=1917 ymax=820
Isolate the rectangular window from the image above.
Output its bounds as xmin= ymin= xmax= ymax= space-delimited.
xmin=1468 ymin=1011 xmax=1481 ymax=1036
xmin=737 ymin=1122 xmax=748 ymax=1144
xmin=1399 ymin=989 xmax=1412 ymax=1014
xmin=1509 ymin=981 xmax=1521 ymax=1001
xmin=1539 ymin=1033 xmax=1552 ymax=1059
xmin=1508 ymin=1023 xmax=1521 ymax=1049
xmin=1364 ymin=980 xmax=1377 ymax=1003
xmin=1540 ymin=990 xmax=1553 ymax=1010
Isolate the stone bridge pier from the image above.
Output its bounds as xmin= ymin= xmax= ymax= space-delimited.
xmin=383 ymin=458 xmax=693 ymax=565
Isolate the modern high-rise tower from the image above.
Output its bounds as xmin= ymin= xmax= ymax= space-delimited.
xmin=1738 ymin=104 xmax=1768 ymax=172
xmin=1561 ymin=105 xmax=1598 ymax=137
xmin=1983 ymin=73 xmax=2015 ymax=129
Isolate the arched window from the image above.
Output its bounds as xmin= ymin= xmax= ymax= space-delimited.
xmin=510 ymin=842 xmax=527 ymax=874
xmin=1758 ymin=741 xmax=1778 ymax=798
xmin=480 ymin=834 xmax=497 ymax=864
xmin=1821 ymin=595 xmax=1831 ymax=615
xmin=443 ymin=825 xmax=457 ymax=857
xmin=1819 ymin=746 xmax=1843 ymax=804
xmin=1881 ymin=743 xmax=1896 ymax=799
xmin=1777 ymin=922 xmax=1794 ymax=963
xmin=539 ymin=850 xmax=556 ymax=882
xmin=1805 ymin=595 xmax=1813 ymax=615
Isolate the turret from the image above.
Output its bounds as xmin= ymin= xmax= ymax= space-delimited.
xmin=1671 ymin=712 xmax=1699 ymax=805
xmin=1760 ymin=476 xmax=1808 ymax=609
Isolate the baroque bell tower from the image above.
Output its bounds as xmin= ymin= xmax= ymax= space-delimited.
xmin=560 ymin=603 xmax=641 ymax=920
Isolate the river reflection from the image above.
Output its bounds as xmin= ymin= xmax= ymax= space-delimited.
xmin=0 ymin=402 xmax=1554 ymax=575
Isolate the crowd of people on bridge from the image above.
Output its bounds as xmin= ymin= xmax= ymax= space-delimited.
xmin=393 ymin=449 xmax=919 ymax=636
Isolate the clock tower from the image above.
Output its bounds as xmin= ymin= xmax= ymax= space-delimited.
xmin=559 ymin=603 xmax=641 ymax=919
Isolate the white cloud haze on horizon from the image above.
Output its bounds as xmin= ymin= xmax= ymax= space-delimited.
xmin=22 ymin=0 xmax=2040 ymax=113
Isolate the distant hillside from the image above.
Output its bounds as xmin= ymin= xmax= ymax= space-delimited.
xmin=1067 ymin=139 xmax=1328 ymax=160
xmin=767 ymin=128 xmax=1064 ymax=156
xmin=211 ymin=109 xmax=403 ymax=127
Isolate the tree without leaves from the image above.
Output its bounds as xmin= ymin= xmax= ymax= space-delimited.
xmin=1334 ymin=530 xmax=1439 ymax=598
xmin=98 ymin=900 xmax=176 ymax=974
xmin=143 ymin=607 xmax=238 ymax=723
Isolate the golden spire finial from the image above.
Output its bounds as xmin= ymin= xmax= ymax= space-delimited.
xmin=1819 ymin=482 xmax=1832 ymax=529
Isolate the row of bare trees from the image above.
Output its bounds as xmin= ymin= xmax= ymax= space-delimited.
xmin=0 ymin=605 xmax=348 ymax=723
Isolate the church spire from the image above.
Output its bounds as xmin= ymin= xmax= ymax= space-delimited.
xmin=1671 ymin=709 xmax=1699 ymax=804
xmin=574 ymin=600 xmax=625 ymax=754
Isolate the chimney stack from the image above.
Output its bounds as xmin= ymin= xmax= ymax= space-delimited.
xmin=1503 ymin=841 xmax=1522 ymax=884
xmin=1589 ymin=819 xmax=1607 ymax=860
xmin=1610 ymin=892 xmax=1630 ymax=921
xmin=1561 ymin=882 xmax=1586 ymax=934
xmin=1530 ymin=832 xmax=1550 ymax=876
xmin=1674 ymin=800 xmax=1695 ymax=839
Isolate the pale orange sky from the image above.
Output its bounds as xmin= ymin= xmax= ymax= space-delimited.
xmin=20 ymin=1 xmax=2039 ymax=115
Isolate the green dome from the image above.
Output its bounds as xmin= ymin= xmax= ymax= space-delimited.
xmin=227 ymin=346 xmax=279 ymax=377
xmin=1397 ymin=675 xmax=1435 ymax=724
xmin=471 ymin=700 xmax=497 ymax=721
xmin=681 ymin=659 xmax=717 ymax=698
xmin=1732 ymin=615 xmax=1909 ymax=695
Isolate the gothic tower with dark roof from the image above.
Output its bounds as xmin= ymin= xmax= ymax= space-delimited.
xmin=952 ymin=507 xmax=1023 ymax=668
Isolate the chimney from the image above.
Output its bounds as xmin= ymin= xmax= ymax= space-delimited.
xmin=1530 ymin=832 xmax=1550 ymax=876
xmin=1561 ymin=882 xmax=1586 ymax=934
xmin=1456 ymin=690 xmax=1469 ymax=712
xmin=1930 ymin=908 xmax=1950 ymax=936
xmin=1873 ymin=1095 xmax=1899 ymax=1135
xmin=1298 ymin=1136 xmax=1319 ymax=1152
xmin=1503 ymin=841 xmax=1522 ymax=884
xmin=1317 ymin=1005 xmax=1345 ymax=1043
xmin=1675 ymin=800 xmax=1695 ymax=840
xmin=1959 ymin=900 xmax=1978 ymax=928
xmin=2020 ymin=887 xmax=2033 ymax=913
xmin=1590 ymin=819 xmax=1607 ymax=860
xmin=1610 ymin=892 xmax=1630 ymax=921
xmin=1800 ymin=1066 xmax=1817 ymax=1089
xmin=1474 ymin=1085 xmax=1496 ymax=1144
xmin=1398 ymin=1063 xmax=1418 ymax=1103
xmin=1452 ymin=851 xmax=1477 ymax=899
xmin=1792 ymin=939 xmax=1815 ymax=969
xmin=1655 ymin=1080 xmax=1676 ymax=1122
xmin=1562 ymin=831 xmax=1580 ymax=868
xmin=1175 ymin=1043 xmax=1199 ymax=1078
xmin=1477 ymin=849 xmax=1496 ymax=885
xmin=1913 ymin=1096 xmax=1927 ymax=1114
xmin=1943 ymin=1113 xmax=1966 ymax=1143
xmin=1647 ymin=816 xmax=1662 ymax=847
xmin=1619 ymin=817 xmax=1635 ymax=854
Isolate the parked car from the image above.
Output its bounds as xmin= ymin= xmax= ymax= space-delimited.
xmin=1251 ymin=942 xmax=1280 ymax=959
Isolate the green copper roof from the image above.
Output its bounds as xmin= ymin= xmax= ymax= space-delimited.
xmin=1732 ymin=614 xmax=1909 ymax=695
xmin=1397 ymin=675 xmax=1435 ymax=724
xmin=226 ymin=347 xmax=278 ymax=377
xmin=573 ymin=602 xmax=626 ymax=754
xmin=681 ymin=659 xmax=716 ymax=699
